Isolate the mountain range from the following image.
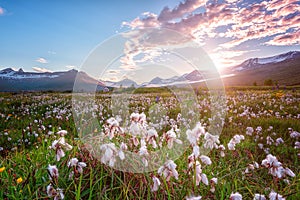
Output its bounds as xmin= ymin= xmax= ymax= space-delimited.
xmin=0 ymin=51 xmax=299 ymax=92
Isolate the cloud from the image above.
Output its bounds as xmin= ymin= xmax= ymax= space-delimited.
xmin=65 ymin=65 xmax=76 ymax=69
xmin=48 ymin=51 xmax=57 ymax=55
xmin=121 ymin=0 xmax=300 ymax=69
xmin=265 ymin=30 xmax=300 ymax=46
xmin=32 ymin=67 xmax=53 ymax=73
xmin=0 ymin=6 xmax=5 ymax=15
xmin=35 ymin=57 xmax=48 ymax=64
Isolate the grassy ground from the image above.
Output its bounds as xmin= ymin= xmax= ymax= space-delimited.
xmin=0 ymin=88 xmax=299 ymax=199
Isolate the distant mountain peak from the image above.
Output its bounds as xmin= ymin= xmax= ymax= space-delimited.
xmin=233 ymin=51 xmax=300 ymax=71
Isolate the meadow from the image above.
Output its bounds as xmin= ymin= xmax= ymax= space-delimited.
xmin=0 ymin=87 xmax=299 ymax=200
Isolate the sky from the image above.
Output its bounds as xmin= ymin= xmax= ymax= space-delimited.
xmin=0 ymin=0 xmax=299 ymax=81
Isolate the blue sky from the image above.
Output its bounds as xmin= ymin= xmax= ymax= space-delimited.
xmin=0 ymin=0 xmax=299 ymax=78
xmin=0 ymin=0 xmax=180 ymax=72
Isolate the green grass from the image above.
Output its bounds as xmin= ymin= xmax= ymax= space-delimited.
xmin=0 ymin=89 xmax=299 ymax=199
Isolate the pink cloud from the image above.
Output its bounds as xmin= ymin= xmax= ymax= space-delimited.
xmin=266 ymin=30 xmax=300 ymax=46
xmin=35 ymin=57 xmax=48 ymax=64
xmin=158 ymin=0 xmax=206 ymax=22
xmin=32 ymin=67 xmax=53 ymax=73
xmin=121 ymin=0 xmax=300 ymax=68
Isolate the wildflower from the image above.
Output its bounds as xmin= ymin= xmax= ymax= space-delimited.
xmin=275 ymin=138 xmax=284 ymax=146
xmin=261 ymin=154 xmax=295 ymax=178
xmin=230 ymin=192 xmax=242 ymax=200
xmin=199 ymin=155 xmax=212 ymax=165
xmin=56 ymin=130 xmax=68 ymax=137
xmin=269 ymin=190 xmax=285 ymax=200
xmin=254 ymin=194 xmax=266 ymax=200
xmin=218 ymin=145 xmax=225 ymax=157
xmin=210 ymin=177 xmax=218 ymax=193
xmin=17 ymin=177 xmax=23 ymax=184
xmin=68 ymin=158 xmax=87 ymax=177
xmin=166 ymin=128 xmax=182 ymax=149
xmin=246 ymin=127 xmax=254 ymax=136
xmin=158 ymin=160 xmax=179 ymax=181
xmin=228 ymin=135 xmax=244 ymax=150
xmin=47 ymin=184 xmax=64 ymax=200
xmin=151 ymin=176 xmax=161 ymax=192
xmin=50 ymin=137 xmax=73 ymax=161
xmin=294 ymin=141 xmax=300 ymax=149
xmin=139 ymin=145 xmax=149 ymax=167
xmin=186 ymin=122 xmax=205 ymax=146
xmin=290 ymin=131 xmax=300 ymax=138
xmin=146 ymin=128 xmax=158 ymax=148
xmin=118 ymin=142 xmax=127 ymax=160
xmin=48 ymin=165 xmax=59 ymax=181
xmin=186 ymin=195 xmax=202 ymax=200
xmin=0 ymin=167 xmax=5 ymax=173
xmin=203 ymin=132 xmax=220 ymax=150
xmin=100 ymin=143 xmax=124 ymax=167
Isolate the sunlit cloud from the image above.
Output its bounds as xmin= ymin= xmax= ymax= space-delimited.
xmin=35 ymin=57 xmax=48 ymax=64
xmin=32 ymin=67 xmax=53 ymax=73
xmin=65 ymin=65 xmax=76 ymax=70
xmin=265 ymin=30 xmax=300 ymax=46
xmin=122 ymin=0 xmax=300 ymax=69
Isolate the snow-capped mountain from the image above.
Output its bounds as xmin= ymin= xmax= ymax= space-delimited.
xmin=0 ymin=68 xmax=107 ymax=92
xmin=1 ymin=50 xmax=299 ymax=91
xmin=232 ymin=51 xmax=300 ymax=71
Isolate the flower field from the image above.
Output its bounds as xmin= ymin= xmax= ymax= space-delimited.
xmin=0 ymin=88 xmax=299 ymax=199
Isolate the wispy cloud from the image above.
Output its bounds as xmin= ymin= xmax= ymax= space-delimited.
xmin=35 ymin=57 xmax=48 ymax=64
xmin=65 ymin=65 xmax=76 ymax=69
xmin=0 ymin=6 xmax=5 ymax=15
xmin=48 ymin=51 xmax=56 ymax=55
xmin=32 ymin=67 xmax=53 ymax=73
xmin=266 ymin=30 xmax=300 ymax=46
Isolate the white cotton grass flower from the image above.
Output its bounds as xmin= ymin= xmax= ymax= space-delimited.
xmin=210 ymin=177 xmax=218 ymax=193
xmin=245 ymin=162 xmax=259 ymax=174
xmin=186 ymin=122 xmax=206 ymax=146
xmin=100 ymin=143 xmax=119 ymax=167
xmin=230 ymin=192 xmax=242 ymax=200
xmin=218 ymin=145 xmax=226 ymax=157
xmin=47 ymin=165 xmax=59 ymax=181
xmin=269 ymin=190 xmax=285 ymax=200
xmin=253 ymin=194 xmax=266 ymax=200
xmin=139 ymin=145 xmax=149 ymax=167
xmin=294 ymin=141 xmax=300 ymax=149
xmin=246 ymin=127 xmax=254 ymax=136
xmin=47 ymin=184 xmax=64 ymax=200
xmin=166 ymin=128 xmax=182 ymax=149
xmin=199 ymin=155 xmax=212 ymax=165
xmin=228 ymin=135 xmax=245 ymax=150
xmin=275 ymin=138 xmax=284 ymax=146
xmin=146 ymin=128 xmax=158 ymax=148
xmin=158 ymin=160 xmax=179 ymax=181
xmin=50 ymin=137 xmax=73 ymax=161
xmin=151 ymin=176 xmax=161 ymax=192
xmin=261 ymin=154 xmax=295 ymax=178
xmin=186 ymin=195 xmax=202 ymax=200
xmin=203 ymin=132 xmax=220 ymax=150
xmin=56 ymin=130 xmax=68 ymax=137
xmin=118 ymin=142 xmax=127 ymax=160
xmin=290 ymin=131 xmax=300 ymax=138
xmin=67 ymin=158 xmax=87 ymax=176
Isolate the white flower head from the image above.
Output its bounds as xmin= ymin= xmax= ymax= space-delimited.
xmin=151 ymin=176 xmax=161 ymax=192
xmin=230 ymin=192 xmax=242 ymax=200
